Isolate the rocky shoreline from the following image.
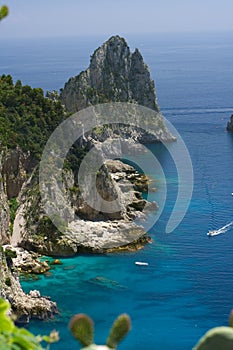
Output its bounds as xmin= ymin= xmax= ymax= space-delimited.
xmin=0 ymin=246 xmax=58 ymax=323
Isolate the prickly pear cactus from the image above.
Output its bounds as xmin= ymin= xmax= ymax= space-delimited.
xmin=193 ymin=309 xmax=233 ymax=350
xmin=69 ymin=313 xmax=131 ymax=349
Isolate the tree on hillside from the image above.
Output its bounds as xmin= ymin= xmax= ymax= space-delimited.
xmin=0 ymin=74 xmax=66 ymax=158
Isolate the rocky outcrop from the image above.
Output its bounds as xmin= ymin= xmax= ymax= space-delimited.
xmin=0 ymin=246 xmax=58 ymax=323
xmin=11 ymin=159 xmax=154 ymax=256
xmin=227 ymin=114 xmax=233 ymax=132
xmin=60 ymin=35 xmax=174 ymax=143
xmin=10 ymin=247 xmax=50 ymax=274
xmin=61 ymin=36 xmax=159 ymax=112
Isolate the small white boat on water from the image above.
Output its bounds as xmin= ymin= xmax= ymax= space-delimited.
xmin=207 ymin=222 xmax=233 ymax=237
xmin=207 ymin=230 xmax=218 ymax=237
xmin=135 ymin=261 xmax=149 ymax=266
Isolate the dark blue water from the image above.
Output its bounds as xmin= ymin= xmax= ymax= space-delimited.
xmin=1 ymin=32 xmax=233 ymax=350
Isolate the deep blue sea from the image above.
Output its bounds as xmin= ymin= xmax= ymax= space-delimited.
xmin=1 ymin=32 xmax=233 ymax=350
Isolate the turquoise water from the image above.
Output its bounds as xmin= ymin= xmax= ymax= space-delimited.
xmin=1 ymin=32 xmax=233 ymax=349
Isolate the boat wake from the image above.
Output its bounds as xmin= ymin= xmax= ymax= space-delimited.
xmin=207 ymin=222 xmax=233 ymax=236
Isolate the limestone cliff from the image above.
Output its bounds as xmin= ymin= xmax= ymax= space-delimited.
xmin=60 ymin=35 xmax=174 ymax=143
xmin=12 ymin=160 xmax=153 ymax=256
xmin=61 ymin=36 xmax=159 ymax=112
xmin=227 ymin=114 xmax=233 ymax=132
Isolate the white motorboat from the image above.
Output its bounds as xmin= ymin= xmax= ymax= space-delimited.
xmin=135 ymin=261 xmax=149 ymax=266
xmin=207 ymin=230 xmax=217 ymax=237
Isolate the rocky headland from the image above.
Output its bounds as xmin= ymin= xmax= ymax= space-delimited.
xmin=0 ymin=35 xmax=174 ymax=320
xmin=9 ymin=35 xmax=173 ymax=257
xmin=12 ymin=159 xmax=154 ymax=255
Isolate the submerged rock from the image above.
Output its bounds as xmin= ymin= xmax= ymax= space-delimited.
xmin=88 ymin=276 xmax=127 ymax=290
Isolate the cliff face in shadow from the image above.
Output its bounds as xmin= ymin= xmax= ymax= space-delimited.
xmin=0 ymin=153 xmax=10 ymax=244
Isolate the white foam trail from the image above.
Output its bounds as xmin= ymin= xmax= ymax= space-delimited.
xmin=207 ymin=222 xmax=233 ymax=236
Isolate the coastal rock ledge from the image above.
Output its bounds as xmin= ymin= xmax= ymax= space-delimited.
xmin=0 ymin=246 xmax=58 ymax=323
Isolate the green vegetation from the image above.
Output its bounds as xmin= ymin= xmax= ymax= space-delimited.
xmin=4 ymin=277 xmax=11 ymax=287
xmin=193 ymin=310 xmax=233 ymax=350
xmin=0 ymin=75 xmax=66 ymax=158
xmin=4 ymin=248 xmax=17 ymax=270
xmin=69 ymin=313 xmax=131 ymax=349
xmin=0 ymin=298 xmax=58 ymax=349
xmin=4 ymin=248 xmax=17 ymax=260
xmin=0 ymin=4 xmax=8 ymax=20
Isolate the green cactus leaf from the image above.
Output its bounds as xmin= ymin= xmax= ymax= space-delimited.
xmin=229 ymin=310 xmax=233 ymax=327
xmin=106 ymin=314 xmax=131 ymax=349
xmin=193 ymin=326 xmax=233 ymax=350
xmin=69 ymin=313 xmax=94 ymax=346
xmin=0 ymin=299 xmax=14 ymax=333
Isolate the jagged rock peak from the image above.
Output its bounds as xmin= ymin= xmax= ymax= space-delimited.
xmin=60 ymin=35 xmax=160 ymax=112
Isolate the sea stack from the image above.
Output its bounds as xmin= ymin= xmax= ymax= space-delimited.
xmin=227 ymin=114 xmax=233 ymax=132
xmin=61 ymin=35 xmax=160 ymax=113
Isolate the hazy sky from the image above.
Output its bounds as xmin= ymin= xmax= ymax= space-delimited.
xmin=1 ymin=0 xmax=233 ymax=38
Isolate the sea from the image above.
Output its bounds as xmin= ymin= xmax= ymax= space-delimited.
xmin=1 ymin=31 xmax=233 ymax=350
